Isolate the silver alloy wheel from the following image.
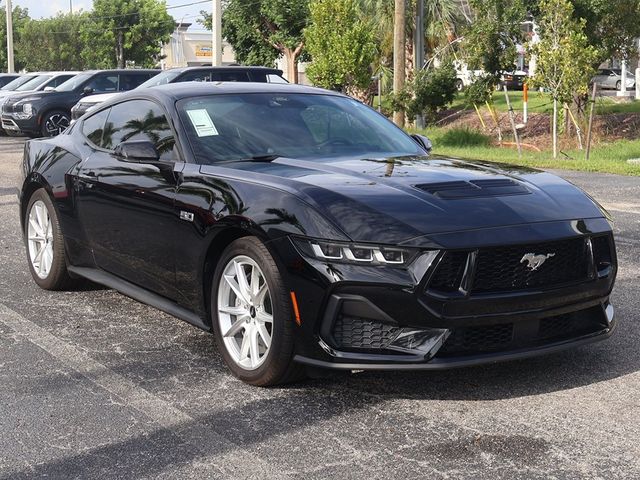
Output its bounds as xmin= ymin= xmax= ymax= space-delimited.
xmin=217 ymin=255 xmax=274 ymax=370
xmin=27 ymin=200 xmax=54 ymax=279
xmin=44 ymin=113 xmax=70 ymax=136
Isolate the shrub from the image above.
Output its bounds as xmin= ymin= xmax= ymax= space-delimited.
xmin=438 ymin=127 xmax=492 ymax=147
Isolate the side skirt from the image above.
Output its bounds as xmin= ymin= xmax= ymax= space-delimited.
xmin=68 ymin=266 xmax=211 ymax=332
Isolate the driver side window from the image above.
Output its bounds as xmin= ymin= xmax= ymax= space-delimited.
xmin=84 ymin=74 xmax=119 ymax=93
xmin=99 ymin=100 xmax=177 ymax=162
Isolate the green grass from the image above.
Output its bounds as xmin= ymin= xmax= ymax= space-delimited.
xmin=416 ymin=126 xmax=640 ymax=176
xmin=594 ymin=96 xmax=640 ymax=114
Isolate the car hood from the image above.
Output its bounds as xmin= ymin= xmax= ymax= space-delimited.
xmin=203 ymin=155 xmax=607 ymax=244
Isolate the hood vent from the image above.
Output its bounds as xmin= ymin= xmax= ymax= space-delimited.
xmin=415 ymin=178 xmax=530 ymax=199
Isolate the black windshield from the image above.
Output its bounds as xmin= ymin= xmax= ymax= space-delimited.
xmin=177 ymin=93 xmax=423 ymax=164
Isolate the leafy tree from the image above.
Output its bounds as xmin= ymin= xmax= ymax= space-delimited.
xmin=461 ymin=0 xmax=526 ymax=100
xmin=18 ymin=13 xmax=91 ymax=71
xmin=305 ymin=0 xmax=378 ymax=101
xmin=201 ymin=0 xmax=309 ymax=83
xmin=524 ymin=0 xmax=640 ymax=62
xmin=82 ymin=0 xmax=174 ymax=69
xmin=391 ymin=62 xmax=458 ymax=123
xmin=529 ymin=0 xmax=598 ymax=158
xmin=0 ymin=5 xmax=30 ymax=71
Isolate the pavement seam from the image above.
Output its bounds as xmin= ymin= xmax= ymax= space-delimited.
xmin=0 ymin=302 xmax=288 ymax=479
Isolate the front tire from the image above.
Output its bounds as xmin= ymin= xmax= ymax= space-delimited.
xmin=41 ymin=110 xmax=70 ymax=137
xmin=24 ymin=189 xmax=74 ymax=290
xmin=211 ymin=237 xmax=303 ymax=386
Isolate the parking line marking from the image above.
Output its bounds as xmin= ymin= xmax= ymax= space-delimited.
xmin=0 ymin=302 xmax=287 ymax=479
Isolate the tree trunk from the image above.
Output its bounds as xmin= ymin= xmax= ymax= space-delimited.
xmin=116 ymin=30 xmax=125 ymax=69
xmin=393 ymin=0 xmax=406 ymax=127
xmin=283 ymin=46 xmax=301 ymax=84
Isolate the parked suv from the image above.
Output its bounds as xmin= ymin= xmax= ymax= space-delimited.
xmin=71 ymin=66 xmax=287 ymax=120
xmin=2 ymin=69 xmax=159 ymax=137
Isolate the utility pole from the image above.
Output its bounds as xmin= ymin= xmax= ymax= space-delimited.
xmin=70 ymin=0 xmax=73 ymax=14
xmin=6 ymin=0 xmax=14 ymax=73
xmin=212 ymin=0 xmax=222 ymax=66
xmin=414 ymin=0 xmax=425 ymax=129
xmin=393 ymin=0 xmax=405 ymax=127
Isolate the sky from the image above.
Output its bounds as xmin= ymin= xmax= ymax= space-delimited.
xmin=13 ymin=0 xmax=212 ymax=30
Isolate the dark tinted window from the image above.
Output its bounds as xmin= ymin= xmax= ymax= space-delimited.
xmin=102 ymin=99 xmax=176 ymax=161
xmin=85 ymin=74 xmax=119 ymax=93
xmin=82 ymin=108 xmax=110 ymax=147
xmin=177 ymin=93 xmax=422 ymax=164
xmin=49 ymin=74 xmax=75 ymax=88
xmin=119 ymin=73 xmax=154 ymax=91
xmin=178 ymin=70 xmax=212 ymax=82
xmin=0 ymin=75 xmax=19 ymax=88
xmin=212 ymin=71 xmax=251 ymax=82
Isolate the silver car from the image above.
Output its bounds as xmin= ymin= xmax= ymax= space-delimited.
xmin=592 ymin=69 xmax=636 ymax=90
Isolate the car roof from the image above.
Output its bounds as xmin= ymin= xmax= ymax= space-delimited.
xmin=140 ymin=81 xmax=340 ymax=100
xmin=79 ymin=69 xmax=160 ymax=75
xmin=167 ymin=65 xmax=283 ymax=74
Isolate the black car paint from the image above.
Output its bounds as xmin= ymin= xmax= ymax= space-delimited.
xmin=19 ymin=83 xmax=617 ymax=370
xmin=4 ymin=70 xmax=159 ymax=136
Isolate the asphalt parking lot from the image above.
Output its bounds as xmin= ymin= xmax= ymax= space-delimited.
xmin=1 ymin=135 xmax=639 ymax=479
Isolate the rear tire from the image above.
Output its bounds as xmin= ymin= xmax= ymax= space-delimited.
xmin=211 ymin=237 xmax=304 ymax=386
xmin=24 ymin=189 xmax=75 ymax=290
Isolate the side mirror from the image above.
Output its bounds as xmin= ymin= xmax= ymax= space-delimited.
xmin=43 ymin=86 xmax=55 ymax=92
xmin=82 ymin=86 xmax=94 ymax=95
xmin=114 ymin=140 xmax=160 ymax=162
xmin=411 ymin=134 xmax=433 ymax=153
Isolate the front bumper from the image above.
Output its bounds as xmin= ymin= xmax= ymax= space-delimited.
xmin=270 ymin=218 xmax=618 ymax=370
xmin=294 ymin=307 xmax=615 ymax=370
xmin=1 ymin=114 xmax=37 ymax=134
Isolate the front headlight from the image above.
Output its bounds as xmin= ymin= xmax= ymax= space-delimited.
xmin=293 ymin=238 xmax=425 ymax=267
xmin=14 ymin=103 xmax=33 ymax=119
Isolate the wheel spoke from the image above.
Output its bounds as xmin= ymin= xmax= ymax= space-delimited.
xmin=239 ymin=332 xmax=250 ymax=361
xmin=219 ymin=305 xmax=247 ymax=317
xmin=234 ymin=261 xmax=251 ymax=301
xmin=250 ymin=264 xmax=260 ymax=297
xmin=257 ymin=323 xmax=271 ymax=349
xmin=223 ymin=317 xmax=247 ymax=338
xmin=35 ymin=204 xmax=46 ymax=232
xmin=43 ymin=246 xmax=53 ymax=274
xmin=256 ymin=311 xmax=273 ymax=324
xmin=249 ymin=328 xmax=260 ymax=367
xmin=255 ymin=282 xmax=268 ymax=304
xmin=224 ymin=274 xmax=250 ymax=304
xmin=28 ymin=217 xmax=43 ymax=237
xmin=33 ymin=244 xmax=44 ymax=265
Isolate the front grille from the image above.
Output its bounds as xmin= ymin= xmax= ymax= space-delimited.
xmin=437 ymin=306 xmax=607 ymax=357
xmin=438 ymin=323 xmax=514 ymax=355
xmin=472 ymin=238 xmax=589 ymax=293
xmin=332 ymin=315 xmax=400 ymax=350
xmin=428 ymin=237 xmax=597 ymax=295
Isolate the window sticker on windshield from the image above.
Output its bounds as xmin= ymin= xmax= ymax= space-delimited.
xmin=186 ymin=109 xmax=219 ymax=137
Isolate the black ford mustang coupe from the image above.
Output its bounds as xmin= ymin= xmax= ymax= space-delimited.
xmin=18 ymin=83 xmax=617 ymax=386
